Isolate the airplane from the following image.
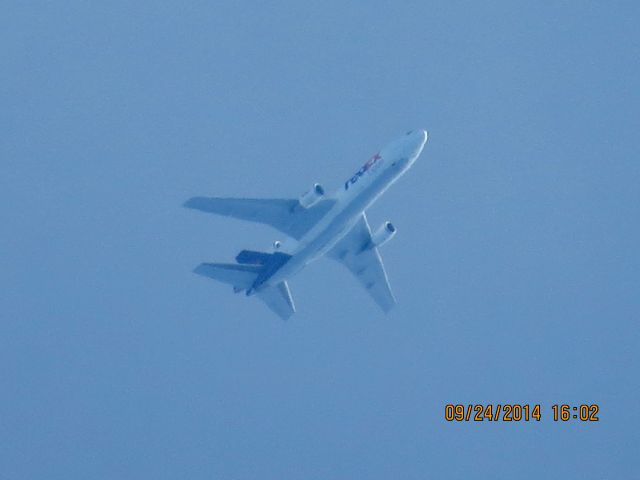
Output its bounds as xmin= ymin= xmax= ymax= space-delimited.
xmin=184 ymin=129 xmax=428 ymax=320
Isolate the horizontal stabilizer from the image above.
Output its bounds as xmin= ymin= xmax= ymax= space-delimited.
xmin=193 ymin=263 xmax=261 ymax=290
xmin=257 ymin=281 xmax=295 ymax=320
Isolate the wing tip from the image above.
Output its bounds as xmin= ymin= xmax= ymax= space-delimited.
xmin=192 ymin=262 xmax=209 ymax=275
xmin=183 ymin=197 xmax=203 ymax=210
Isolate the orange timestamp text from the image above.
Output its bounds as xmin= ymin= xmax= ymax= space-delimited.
xmin=444 ymin=404 xmax=601 ymax=422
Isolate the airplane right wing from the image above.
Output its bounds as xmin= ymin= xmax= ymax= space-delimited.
xmin=183 ymin=197 xmax=335 ymax=240
xmin=327 ymin=213 xmax=397 ymax=312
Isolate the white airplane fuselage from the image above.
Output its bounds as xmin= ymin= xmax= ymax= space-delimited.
xmin=251 ymin=129 xmax=428 ymax=293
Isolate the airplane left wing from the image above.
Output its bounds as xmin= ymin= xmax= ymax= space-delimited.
xmin=327 ymin=213 xmax=397 ymax=312
xmin=183 ymin=197 xmax=335 ymax=240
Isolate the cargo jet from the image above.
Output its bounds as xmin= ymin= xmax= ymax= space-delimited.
xmin=184 ymin=129 xmax=428 ymax=320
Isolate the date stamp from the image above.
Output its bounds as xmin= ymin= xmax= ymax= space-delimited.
xmin=444 ymin=404 xmax=600 ymax=422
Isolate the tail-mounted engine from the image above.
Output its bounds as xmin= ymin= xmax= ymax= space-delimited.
xmin=370 ymin=221 xmax=396 ymax=248
xmin=298 ymin=183 xmax=325 ymax=209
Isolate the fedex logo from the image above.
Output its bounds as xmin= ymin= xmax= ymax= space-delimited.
xmin=344 ymin=153 xmax=382 ymax=190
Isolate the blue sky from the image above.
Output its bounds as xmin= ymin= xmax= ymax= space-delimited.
xmin=2 ymin=1 xmax=639 ymax=478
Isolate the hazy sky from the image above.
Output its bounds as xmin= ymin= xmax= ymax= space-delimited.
xmin=2 ymin=1 xmax=639 ymax=478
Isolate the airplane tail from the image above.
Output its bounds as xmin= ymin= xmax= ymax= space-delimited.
xmin=235 ymin=249 xmax=273 ymax=265
xmin=193 ymin=250 xmax=295 ymax=320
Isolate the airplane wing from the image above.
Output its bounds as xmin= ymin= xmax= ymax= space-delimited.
xmin=183 ymin=197 xmax=335 ymax=240
xmin=327 ymin=213 xmax=397 ymax=312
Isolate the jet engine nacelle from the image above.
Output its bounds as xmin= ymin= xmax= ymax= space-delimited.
xmin=298 ymin=183 xmax=325 ymax=209
xmin=370 ymin=221 xmax=396 ymax=248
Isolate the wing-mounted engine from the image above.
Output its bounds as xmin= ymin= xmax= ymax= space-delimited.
xmin=370 ymin=221 xmax=396 ymax=248
xmin=298 ymin=183 xmax=325 ymax=209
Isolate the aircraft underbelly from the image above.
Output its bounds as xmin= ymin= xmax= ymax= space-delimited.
xmin=265 ymin=176 xmax=390 ymax=287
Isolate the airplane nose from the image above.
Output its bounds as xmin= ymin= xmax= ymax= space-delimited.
xmin=406 ymin=129 xmax=428 ymax=159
